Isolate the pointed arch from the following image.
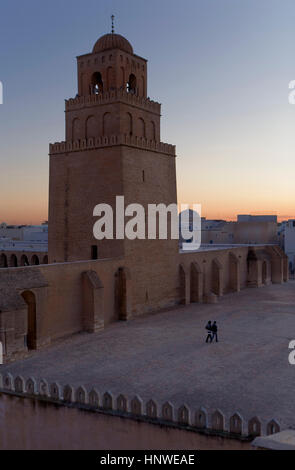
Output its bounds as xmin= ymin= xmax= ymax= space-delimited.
xmin=126 ymin=112 xmax=133 ymax=136
xmin=10 ymin=254 xmax=18 ymax=267
xmin=115 ymin=267 xmax=132 ymax=321
xmin=127 ymin=73 xmax=137 ymax=94
xmin=82 ymin=270 xmax=104 ymax=332
xmin=91 ymin=71 xmax=103 ymax=94
xmin=20 ymin=254 xmax=29 ymax=266
xmin=138 ymin=118 xmax=146 ymax=138
xmin=179 ymin=264 xmax=190 ymax=305
xmin=103 ymin=112 xmax=112 ymax=136
xmin=229 ymin=252 xmax=240 ymax=292
xmin=21 ymin=290 xmax=37 ymax=350
xmin=72 ymin=117 xmax=82 ymax=140
xmin=0 ymin=253 xmax=8 ymax=268
xmin=31 ymin=255 xmax=40 ymax=266
xmin=211 ymin=258 xmax=223 ymax=296
xmin=190 ymin=262 xmax=203 ymax=303
xmin=85 ymin=115 xmax=97 ymax=139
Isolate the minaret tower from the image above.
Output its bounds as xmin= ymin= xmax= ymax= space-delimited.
xmin=48 ymin=24 xmax=177 ymax=268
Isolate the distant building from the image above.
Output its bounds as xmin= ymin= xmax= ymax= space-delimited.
xmin=0 ymin=224 xmax=48 ymax=243
xmin=0 ymin=224 xmax=48 ymax=267
xmin=200 ymin=216 xmax=278 ymax=245
xmin=179 ymin=209 xmax=201 ymax=246
xmin=237 ymin=215 xmax=277 ymax=223
xmin=279 ymin=219 xmax=295 ymax=273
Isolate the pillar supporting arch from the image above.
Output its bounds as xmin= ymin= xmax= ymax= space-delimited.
xmin=0 ymin=253 xmax=8 ymax=268
xmin=9 ymin=254 xmax=18 ymax=267
xmin=115 ymin=267 xmax=132 ymax=321
xmin=82 ymin=270 xmax=104 ymax=332
xmin=211 ymin=258 xmax=223 ymax=297
xmin=190 ymin=262 xmax=203 ymax=303
xmin=179 ymin=264 xmax=190 ymax=305
xmin=21 ymin=290 xmax=37 ymax=350
xmin=229 ymin=252 xmax=240 ymax=292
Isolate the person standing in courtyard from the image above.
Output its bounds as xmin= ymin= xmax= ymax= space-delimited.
xmin=211 ymin=321 xmax=218 ymax=342
xmin=205 ymin=320 xmax=212 ymax=343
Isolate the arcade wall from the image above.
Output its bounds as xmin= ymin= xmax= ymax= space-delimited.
xmin=0 ymin=245 xmax=288 ymax=362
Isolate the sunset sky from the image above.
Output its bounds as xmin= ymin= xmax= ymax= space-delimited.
xmin=0 ymin=0 xmax=294 ymax=224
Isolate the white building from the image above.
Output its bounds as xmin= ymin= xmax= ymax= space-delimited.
xmin=0 ymin=223 xmax=48 ymax=253
xmin=0 ymin=223 xmax=48 ymax=243
xmin=237 ymin=215 xmax=277 ymax=223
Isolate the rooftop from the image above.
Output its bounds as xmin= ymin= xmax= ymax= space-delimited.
xmin=180 ymin=243 xmax=277 ymax=253
xmin=2 ymin=281 xmax=295 ymax=430
xmin=0 ymin=240 xmax=48 ymax=252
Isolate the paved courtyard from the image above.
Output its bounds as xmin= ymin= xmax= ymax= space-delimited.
xmin=2 ymin=281 xmax=295 ymax=430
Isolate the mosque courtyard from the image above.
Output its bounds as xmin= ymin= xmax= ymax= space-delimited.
xmin=1 ymin=281 xmax=295 ymax=431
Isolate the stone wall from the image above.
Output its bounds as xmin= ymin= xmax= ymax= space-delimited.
xmin=0 ymin=244 xmax=288 ymax=362
xmin=0 ymin=257 xmax=124 ymax=361
xmin=178 ymin=245 xmax=288 ymax=304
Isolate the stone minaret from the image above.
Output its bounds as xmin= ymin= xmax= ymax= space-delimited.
xmin=48 ymin=29 xmax=178 ymax=296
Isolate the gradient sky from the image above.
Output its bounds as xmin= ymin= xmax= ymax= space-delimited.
xmin=0 ymin=0 xmax=294 ymax=224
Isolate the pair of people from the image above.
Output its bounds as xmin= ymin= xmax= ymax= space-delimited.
xmin=205 ymin=320 xmax=218 ymax=343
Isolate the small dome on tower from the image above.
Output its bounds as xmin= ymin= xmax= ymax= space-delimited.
xmin=93 ymin=33 xmax=133 ymax=54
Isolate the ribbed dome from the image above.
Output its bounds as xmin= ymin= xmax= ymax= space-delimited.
xmin=93 ymin=33 xmax=133 ymax=54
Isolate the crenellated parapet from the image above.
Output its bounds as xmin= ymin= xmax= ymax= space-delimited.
xmin=49 ymin=134 xmax=176 ymax=156
xmin=0 ymin=372 xmax=281 ymax=439
xmin=65 ymin=90 xmax=161 ymax=114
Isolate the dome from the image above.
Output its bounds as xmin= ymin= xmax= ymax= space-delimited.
xmin=93 ymin=33 xmax=133 ymax=54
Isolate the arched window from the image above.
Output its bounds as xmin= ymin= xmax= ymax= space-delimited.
xmin=21 ymin=290 xmax=37 ymax=350
xmin=20 ymin=255 xmax=29 ymax=266
xmin=31 ymin=255 xmax=40 ymax=266
xmin=42 ymin=255 xmax=48 ymax=265
xmin=91 ymin=72 xmax=103 ymax=95
xmin=138 ymin=118 xmax=146 ymax=138
xmin=85 ymin=115 xmax=97 ymax=139
xmin=127 ymin=74 xmax=137 ymax=94
xmin=127 ymin=112 xmax=133 ymax=136
xmin=103 ymin=112 xmax=112 ymax=136
xmin=0 ymin=253 xmax=8 ymax=268
xmin=10 ymin=254 xmax=18 ymax=267
xmin=72 ymin=117 xmax=82 ymax=141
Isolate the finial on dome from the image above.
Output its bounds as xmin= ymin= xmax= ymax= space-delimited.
xmin=111 ymin=15 xmax=115 ymax=34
